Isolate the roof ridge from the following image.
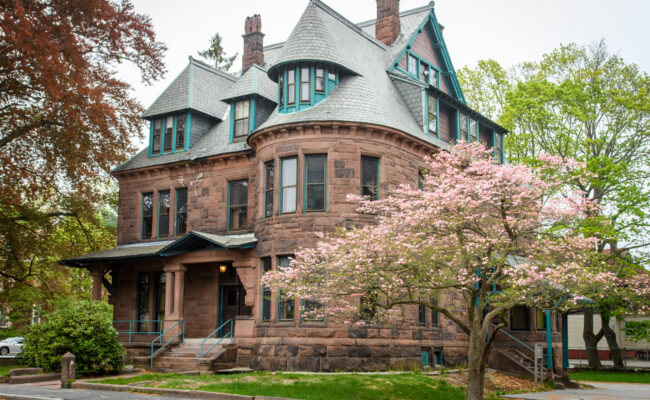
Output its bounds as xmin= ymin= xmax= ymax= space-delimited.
xmin=264 ymin=42 xmax=285 ymax=50
xmin=309 ymin=0 xmax=386 ymax=49
xmin=188 ymin=56 xmax=238 ymax=82
xmin=356 ymin=2 xmax=435 ymax=27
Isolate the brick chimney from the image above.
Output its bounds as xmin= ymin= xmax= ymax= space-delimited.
xmin=375 ymin=0 xmax=400 ymax=45
xmin=242 ymin=14 xmax=264 ymax=74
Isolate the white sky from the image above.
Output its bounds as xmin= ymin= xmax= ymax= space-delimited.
xmin=121 ymin=0 xmax=650 ymax=142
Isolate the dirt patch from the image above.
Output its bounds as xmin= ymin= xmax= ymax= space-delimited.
xmin=440 ymin=370 xmax=538 ymax=394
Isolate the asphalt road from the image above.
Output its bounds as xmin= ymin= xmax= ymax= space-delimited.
xmin=0 ymin=384 xmax=182 ymax=400
xmin=501 ymin=381 xmax=650 ymax=400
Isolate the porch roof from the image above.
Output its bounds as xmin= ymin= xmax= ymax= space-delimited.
xmin=59 ymin=231 xmax=257 ymax=267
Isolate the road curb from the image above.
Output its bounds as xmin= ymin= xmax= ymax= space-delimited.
xmin=71 ymin=381 xmax=298 ymax=400
xmin=0 ymin=393 xmax=63 ymax=400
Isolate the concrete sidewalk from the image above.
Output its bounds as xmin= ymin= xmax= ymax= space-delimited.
xmin=0 ymin=384 xmax=182 ymax=400
xmin=501 ymin=381 xmax=650 ymax=400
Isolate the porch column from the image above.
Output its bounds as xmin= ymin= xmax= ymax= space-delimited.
xmin=90 ymin=265 xmax=104 ymax=301
xmin=162 ymin=263 xmax=186 ymax=339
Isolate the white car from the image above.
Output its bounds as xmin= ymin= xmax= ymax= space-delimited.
xmin=0 ymin=337 xmax=24 ymax=356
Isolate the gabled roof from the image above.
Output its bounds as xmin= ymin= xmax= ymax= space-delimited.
xmin=221 ymin=65 xmax=277 ymax=104
xmin=60 ymin=232 xmax=257 ymax=267
xmin=142 ymin=57 xmax=237 ymax=119
xmin=267 ymin=0 xmax=385 ymax=80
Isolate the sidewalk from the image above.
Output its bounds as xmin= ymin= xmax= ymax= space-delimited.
xmin=570 ymin=358 xmax=650 ymax=368
xmin=501 ymin=381 xmax=650 ymax=400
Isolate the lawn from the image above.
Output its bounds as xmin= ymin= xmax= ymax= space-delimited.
xmin=570 ymin=370 xmax=650 ymax=384
xmin=98 ymin=372 xmax=467 ymax=400
xmin=0 ymin=366 xmax=11 ymax=377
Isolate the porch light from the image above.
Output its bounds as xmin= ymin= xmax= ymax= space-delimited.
xmin=219 ymin=265 xmax=227 ymax=273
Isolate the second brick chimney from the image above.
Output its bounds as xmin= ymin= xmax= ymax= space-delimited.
xmin=242 ymin=14 xmax=264 ymax=74
xmin=375 ymin=0 xmax=400 ymax=45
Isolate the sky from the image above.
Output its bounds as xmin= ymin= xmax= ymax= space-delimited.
xmin=120 ymin=0 xmax=650 ymax=141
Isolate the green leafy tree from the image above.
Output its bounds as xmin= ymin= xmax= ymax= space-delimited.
xmin=20 ymin=300 xmax=124 ymax=374
xmin=624 ymin=320 xmax=650 ymax=342
xmin=198 ymin=33 xmax=238 ymax=71
xmin=458 ymin=40 xmax=650 ymax=369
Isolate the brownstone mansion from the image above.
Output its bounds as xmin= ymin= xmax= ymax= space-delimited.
xmin=62 ymin=0 xmax=566 ymax=374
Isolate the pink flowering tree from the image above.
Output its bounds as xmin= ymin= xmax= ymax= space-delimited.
xmin=263 ymin=143 xmax=646 ymax=400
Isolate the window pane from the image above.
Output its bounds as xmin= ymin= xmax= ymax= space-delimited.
xmin=158 ymin=190 xmax=170 ymax=237
xmin=428 ymin=95 xmax=437 ymax=133
xmin=459 ymin=113 xmax=468 ymax=137
xmin=469 ymin=119 xmax=478 ymax=142
xmin=536 ymin=309 xmax=547 ymax=330
xmin=300 ymin=82 xmax=310 ymax=102
xmin=152 ymin=119 xmax=162 ymax=152
xmin=307 ymin=185 xmax=324 ymax=211
xmin=510 ymin=306 xmax=529 ymax=330
xmin=229 ymin=180 xmax=248 ymax=206
xmin=361 ymin=156 xmax=379 ymax=199
xmin=303 ymin=300 xmax=324 ymax=322
xmin=429 ymin=68 xmax=438 ymax=86
xmin=265 ymin=161 xmax=274 ymax=218
xmin=419 ymin=62 xmax=427 ymax=81
xmin=152 ymin=134 xmax=161 ymax=153
xmin=328 ymin=71 xmax=336 ymax=81
xmin=281 ymin=158 xmax=297 ymax=186
xmin=315 ymin=65 xmax=325 ymax=92
xmin=278 ymin=256 xmax=294 ymax=321
xmin=408 ymin=54 xmax=417 ymax=74
xmin=136 ymin=272 xmax=150 ymax=332
xmin=234 ymin=119 xmax=248 ymax=137
xmin=282 ymin=187 xmax=296 ymax=213
xmin=287 ymin=69 xmax=296 ymax=104
xmin=418 ymin=305 xmax=426 ymax=325
xmin=279 ymin=74 xmax=284 ymax=107
xmin=235 ymin=100 xmax=249 ymax=119
xmin=306 ymin=155 xmax=325 ymax=183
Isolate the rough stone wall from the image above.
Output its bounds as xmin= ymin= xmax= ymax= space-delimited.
xmin=116 ymin=153 xmax=255 ymax=245
xmin=183 ymin=264 xmax=220 ymax=337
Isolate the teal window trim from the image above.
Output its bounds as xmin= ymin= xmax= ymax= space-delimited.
xmin=226 ymin=180 xmax=249 ymax=232
xmin=278 ymin=64 xmax=338 ymax=114
xmin=249 ymin=97 xmax=257 ymax=133
xmin=361 ymin=156 xmax=380 ymax=200
xmin=228 ymin=105 xmax=235 ymax=143
xmin=141 ymin=192 xmax=153 ymax=239
xmin=149 ymin=113 xmax=190 ymax=157
xmin=276 ymin=255 xmax=295 ymax=322
xmin=185 ymin=113 xmax=191 ymax=150
xmin=174 ymin=187 xmax=187 ymax=236
xmin=436 ymin=97 xmax=440 ymax=139
xmin=454 ymin=109 xmax=460 ymax=142
xmin=303 ymin=154 xmax=327 ymax=213
xmin=279 ymin=156 xmax=298 ymax=216
xmin=261 ymin=257 xmax=272 ymax=322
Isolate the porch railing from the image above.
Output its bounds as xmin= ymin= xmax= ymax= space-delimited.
xmin=113 ymin=320 xmax=162 ymax=343
xmin=200 ymin=319 xmax=233 ymax=359
xmin=150 ymin=320 xmax=185 ymax=368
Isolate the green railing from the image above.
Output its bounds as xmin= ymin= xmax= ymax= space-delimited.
xmin=113 ymin=320 xmax=162 ymax=343
xmin=200 ymin=319 xmax=233 ymax=358
xmin=150 ymin=320 xmax=185 ymax=368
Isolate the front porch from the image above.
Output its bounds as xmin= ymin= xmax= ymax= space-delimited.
xmin=61 ymin=231 xmax=261 ymax=370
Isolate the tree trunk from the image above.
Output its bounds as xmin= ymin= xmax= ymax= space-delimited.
xmin=583 ymin=308 xmax=603 ymax=369
xmin=600 ymin=312 xmax=624 ymax=368
xmin=465 ymin=330 xmax=488 ymax=400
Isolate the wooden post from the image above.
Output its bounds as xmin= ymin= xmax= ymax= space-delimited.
xmin=90 ymin=266 xmax=104 ymax=301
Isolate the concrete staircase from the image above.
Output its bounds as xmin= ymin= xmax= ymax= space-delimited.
xmin=125 ymin=339 xmax=237 ymax=373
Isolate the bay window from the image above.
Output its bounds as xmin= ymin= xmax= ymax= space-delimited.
xmin=142 ymin=192 xmax=153 ymax=239
xmin=164 ymin=116 xmax=173 ymax=151
xmin=264 ymin=160 xmax=274 ymax=218
xmin=228 ymin=180 xmax=248 ymax=231
xmin=158 ymin=190 xmax=170 ymax=237
xmin=305 ymin=154 xmax=326 ymax=212
xmin=280 ymin=157 xmax=297 ymax=214
xmin=175 ymin=187 xmax=187 ymax=235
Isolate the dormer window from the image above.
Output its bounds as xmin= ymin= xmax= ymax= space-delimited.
xmin=427 ymin=94 xmax=437 ymax=135
xmin=419 ymin=62 xmax=427 ymax=82
xmin=277 ymin=63 xmax=339 ymax=114
xmin=149 ymin=113 xmax=190 ymax=157
xmin=234 ymin=100 xmax=250 ymax=139
xmin=429 ymin=68 xmax=439 ymax=87
xmin=408 ymin=54 xmax=417 ymax=75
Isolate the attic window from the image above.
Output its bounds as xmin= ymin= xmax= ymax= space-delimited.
xmin=279 ymin=73 xmax=285 ymax=107
xmin=419 ymin=62 xmax=427 ymax=82
xmin=300 ymin=65 xmax=310 ymax=102
xmin=287 ymin=68 xmax=296 ymax=105
xmin=234 ymin=100 xmax=250 ymax=138
xmin=427 ymin=94 xmax=437 ymax=134
xmin=429 ymin=68 xmax=439 ymax=87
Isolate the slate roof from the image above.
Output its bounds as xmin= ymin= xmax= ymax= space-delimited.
xmin=142 ymin=57 xmax=236 ymax=119
xmin=60 ymin=232 xmax=257 ymax=266
xmin=221 ymin=65 xmax=277 ymax=104
xmin=114 ymin=0 xmax=502 ymax=174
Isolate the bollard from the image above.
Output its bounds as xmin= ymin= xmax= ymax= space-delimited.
xmin=61 ymin=352 xmax=76 ymax=388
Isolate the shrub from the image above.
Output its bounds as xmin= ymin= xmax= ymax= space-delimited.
xmin=20 ymin=300 xmax=124 ymax=374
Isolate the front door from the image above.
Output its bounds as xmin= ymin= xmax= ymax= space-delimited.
xmin=218 ymin=264 xmax=252 ymax=336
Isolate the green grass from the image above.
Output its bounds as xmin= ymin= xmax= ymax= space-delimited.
xmin=0 ymin=366 xmax=15 ymax=377
xmin=97 ymin=372 xmax=466 ymax=400
xmin=570 ymin=370 xmax=650 ymax=384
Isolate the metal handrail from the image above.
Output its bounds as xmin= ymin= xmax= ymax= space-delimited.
xmin=150 ymin=320 xmax=185 ymax=368
xmin=200 ymin=319 xmax=233 ymax=358
xmin=490 ymin=323 xmax=534 ymax=352
xmin=113 ymin=320 xmax=162 ymax=343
